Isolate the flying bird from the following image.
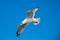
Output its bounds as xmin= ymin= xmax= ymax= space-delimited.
xmin=16 ymin=7 xmax=40 ymax=36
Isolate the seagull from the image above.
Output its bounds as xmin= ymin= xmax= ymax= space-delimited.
xmin=16 ymin=7 xmax=40 ymax=36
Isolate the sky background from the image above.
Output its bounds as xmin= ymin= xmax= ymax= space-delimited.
xmin=0 ymin=0 xmax=60 ymax=40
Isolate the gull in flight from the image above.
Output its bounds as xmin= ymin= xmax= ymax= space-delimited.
xmin=16 ymin=7 xmax=40 ymax=36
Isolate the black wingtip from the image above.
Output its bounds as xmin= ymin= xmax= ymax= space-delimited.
xmin=33 ymin=7 xmax=39 ymax=10
xmin=16 ymin=33 xmax=20 ymax=37
xmin=37 ymin=7 xmax=39 ymax=8
xmin=16 ymin=31 xmax=20 ymax=37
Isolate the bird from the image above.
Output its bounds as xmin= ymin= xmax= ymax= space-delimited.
xmin=16 ymin=7 xmax=40 ymax=36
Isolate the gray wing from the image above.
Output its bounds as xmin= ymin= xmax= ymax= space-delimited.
xmin=16 ymin=23 xmax=28 ymax=36
xmin=16 ymin=19 xmax=28 ymax=36
xmin=27 ymin=10 xmax=34 ymax=18
xmin=27 ymin=7 xmax=38 ymax=18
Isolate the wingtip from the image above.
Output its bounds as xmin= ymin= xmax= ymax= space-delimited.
xmin=17 ymin=34 xmax=20 ymax=37
xmin=16 ymin=31 xmax=20 ymax=37
xmin=36 ymin=7 xmax=39 ymax=8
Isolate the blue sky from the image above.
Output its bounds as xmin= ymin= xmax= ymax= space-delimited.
xmin=0 ymin=0 xmax=60 ymax=40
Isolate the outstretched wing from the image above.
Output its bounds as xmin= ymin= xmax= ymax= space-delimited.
xmin=27 ymin=7 xmax=38 ymax=18
xmin=16 ymin=19 xmax=28 ymax=36
xmin=27 ymin=10 xmax=33 ymax=18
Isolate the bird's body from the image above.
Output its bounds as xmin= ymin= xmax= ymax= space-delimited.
xmin=16 ymin=7 xmax=40 ymax=36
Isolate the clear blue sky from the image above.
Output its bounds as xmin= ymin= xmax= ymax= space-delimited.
xmin=0 ymin=0 xmax=60 ymax=40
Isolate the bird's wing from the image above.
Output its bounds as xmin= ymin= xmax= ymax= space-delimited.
xmin=32 ymin=7 xmax=38 ymax=13
xmin=16 ymin=19 xmax=28 ymax=36
xmin=27 ymin=7 xmax=38 ymax=18
xmin=27 ymin=10 xmax=34 ymax=18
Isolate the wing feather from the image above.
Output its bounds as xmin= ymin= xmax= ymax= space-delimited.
xmin=27 ymin=11 xmax=33 ymax=18
xmin=27 ymin=8 xmax=38 ymax=18
xmin=16 ymin=23 xmax=27 ymax=36
xmin=16 ymin=19 xmax=28 ymax=36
